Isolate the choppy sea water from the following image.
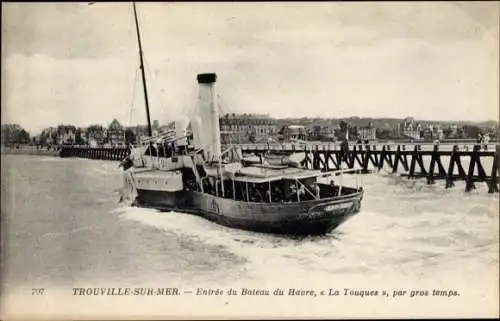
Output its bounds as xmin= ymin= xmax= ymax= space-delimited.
xmin=1 ymin=154 xmax=498 ymax=318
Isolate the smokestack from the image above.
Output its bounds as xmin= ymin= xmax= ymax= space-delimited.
xmin=197 ymin=73 xmax=221 ymax=162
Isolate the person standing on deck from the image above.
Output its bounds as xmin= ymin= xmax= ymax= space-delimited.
xmin=287 ymin=185 xmax=297 ymax=202
xmin=298 ymin=184 xmax=306 ymax=200
xmin=272 ymin=186 xmax=282 ymax=203
xmin=328 ymin=180 xmax=336 ymax=196
xmin=313 ymin=182 xmax=321 ymax=199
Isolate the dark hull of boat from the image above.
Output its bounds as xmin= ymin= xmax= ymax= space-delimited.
xmin=133 ymin=188 xmax=363 ymax=236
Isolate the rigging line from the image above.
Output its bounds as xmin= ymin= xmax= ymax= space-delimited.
xmin=126 ymin=3 xmax=137 ymax=128
xmin=128 ymin=67 xmax=140 ymax=127
xmin=216 ymin=93 xmax=226 ymax=116
xmin=126 ymin=4 xmax=134 ymax=51
xmin=143 ymin=57 xmax=164 ymax=115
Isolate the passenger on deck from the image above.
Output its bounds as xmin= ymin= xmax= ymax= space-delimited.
xmin=165 ymin=143 xmax=172 ymax=158
xmin=178 ymin=144 xmax=187 ymax=155
xmin=241 ymin=185 xmax=248 ymax=202
xmin=265 ymin=188 xmax=271 ymax=202
xmin=158 ymin=145 xmax=166 ymax=157
xmin=272 ymin=186 xmax=282 ymax=203
xmin=329 ymin=180 xmax=336 ymax=196
xmin=225 ymin=182 xmax=233 ymax=199
xmin=287 ymin=185 xmax=297 ymax=202
xmin=216 ymin=181 xmax=223 ymax=197
xmin=184 ymin=179 xmax=195 ymax=191
xmin=247 ymin=184 xmax=255 ymax=202
xmin=194 ymin=181 xmax=201 ymax=192
xmin=298 ymin=185 xmax=306 ymax=200
xmin=313 ymin=182 xmax=321 ymax=199
xmin=243 ymin=185 xmax=250 ymax=202
xmin=255 ymin=186 xmax=264 ymax=202
xmin=248 ymin=184 xmax=262 ymax=202
xmin=203 ymin=178 xmax=214 ymax=195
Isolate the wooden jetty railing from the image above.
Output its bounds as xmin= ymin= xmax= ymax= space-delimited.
xmin=1 ymin=146 xmax=60 ymax=157
xmin=240 ymin=143 xmax=499 ymax=193
xmin=59 ymin=146 xmax=131 ymax=161
xmin=57 ymin=143 xmax=499 ymax=193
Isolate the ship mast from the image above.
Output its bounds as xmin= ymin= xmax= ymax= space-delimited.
xmin=132 ymin=2 xmax=153 ymax=137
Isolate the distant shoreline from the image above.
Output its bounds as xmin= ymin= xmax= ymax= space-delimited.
xmin=1 ymin=146 xmax=60 ymax=157
xmin=2 ymin=138 xmax=498 ymax=156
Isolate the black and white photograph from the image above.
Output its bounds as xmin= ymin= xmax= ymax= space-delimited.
xmin=1 ymin=1 xmax=499 ymax=319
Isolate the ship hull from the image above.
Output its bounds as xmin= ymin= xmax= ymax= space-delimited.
xmin=133 ymin=188 xmax=363 ymax=236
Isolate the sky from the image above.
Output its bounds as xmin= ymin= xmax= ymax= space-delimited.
xmin=1 ymin=2 xmax=499 ymax=134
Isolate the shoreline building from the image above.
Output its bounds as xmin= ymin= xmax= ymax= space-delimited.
xmin=308 ymin=125 xmax=336 ymax=141
xmin=281 ymin=125 xmax=308 ymax=141
xmin=398 ymin=117 xmax=422 ymax=140
xmin=56 ymin=125 xmax=76 ymax=145
xmin=107 ymin=119 xmax=126 ymax=146
xmin=421 ymin=123 xmax=444 ymax=141
xmin=219 ymin=113 xmax=278 ymax=144
xmin=356 ymin=122 xmax=376 ymax=141
xmin=40 ymin=127 xmax=57 ymax=146
xmin=85 ymin=125 xmax=106 ymax=147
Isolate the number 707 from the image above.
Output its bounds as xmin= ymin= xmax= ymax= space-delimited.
xmin=32 ymin=288 xmax=45 ymax=295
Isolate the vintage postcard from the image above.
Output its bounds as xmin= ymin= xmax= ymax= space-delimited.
xmin=1 ymin=1 xmax=499 ymax=319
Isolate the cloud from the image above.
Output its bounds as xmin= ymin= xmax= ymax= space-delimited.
xmin=4 ymin=2 xmax=496 ymax=58
xmin=2 ymin=53 xmax=136 ymax=133
xmin=1 ymin=2 xmax=498 ymax=134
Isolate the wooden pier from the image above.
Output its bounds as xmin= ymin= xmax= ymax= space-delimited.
xmin=239 ymin=143 xmax=499 ymax=193
xmin=55 ymin=143 xmax=499 ymax=193
xmin=59 ymin=146 xmax=130 ymax=161
xmin=1 ymin=146 xmax=60 ymax=157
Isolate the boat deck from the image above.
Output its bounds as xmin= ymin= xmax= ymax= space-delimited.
xmin=133 ymin=168 xmax=181 ymax=177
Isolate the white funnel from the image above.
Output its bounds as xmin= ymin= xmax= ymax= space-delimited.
xmin=196 ymin=73 xmax=221 ymax=162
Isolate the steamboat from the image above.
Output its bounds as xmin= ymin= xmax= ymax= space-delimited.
xmin=119 ymin=3 xmax=363 ymax=235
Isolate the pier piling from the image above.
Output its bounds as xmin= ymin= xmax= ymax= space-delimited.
xmin=52 ymin=142 xmax=500 ymax=193
xmin=239 ymin=142 xmax=499 ymax=193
